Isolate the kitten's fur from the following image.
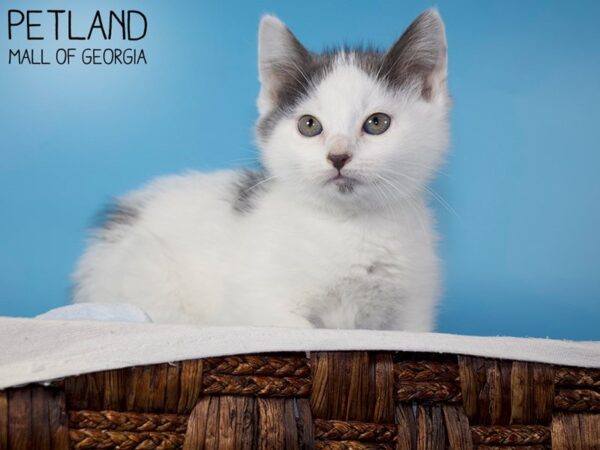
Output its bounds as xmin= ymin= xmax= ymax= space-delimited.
xmin=73 ymin=10 xmax=450 ymax=330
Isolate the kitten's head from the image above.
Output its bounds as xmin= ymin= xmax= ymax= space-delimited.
xmin=256 ymin=10 xmax=450 ymax=211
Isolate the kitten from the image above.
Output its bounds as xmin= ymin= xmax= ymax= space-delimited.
xmin=72 ymin=10 xmax=450 ymax=330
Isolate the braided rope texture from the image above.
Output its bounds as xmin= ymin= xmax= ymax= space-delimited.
xmin=314 ymin=419 xmax=396 ymax=443
xmin=202 ymin=373 xmax=312 ymax=397
xmin=203 ymin=354 xmax=311 ymax=377
xmin=0 ymin=352 xmax=598 ymax=449
xmin=69 ymin=410 xmax=188 ymax=432
xmin=69 ymin=429 xmax=184 ymax=449
xmin=471 ymin=425 xmax=551 ymax=445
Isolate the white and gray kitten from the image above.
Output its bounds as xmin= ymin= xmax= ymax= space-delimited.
xmin=73 ymin=10 xmax=450 ymax=330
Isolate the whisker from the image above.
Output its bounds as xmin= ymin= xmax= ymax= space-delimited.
xmin=375 ymin=167 xmax=458 ymax=218
xmin=374 ymin=174 xmax=428 ymax=235
xmin=243 ymin=175 xmax=279 ymax=193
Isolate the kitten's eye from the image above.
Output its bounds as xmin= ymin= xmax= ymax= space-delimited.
xmin=363 ymin=113 xmax=391 ymax=135
xmin=297 ymin=115 xmax=323 ymax=137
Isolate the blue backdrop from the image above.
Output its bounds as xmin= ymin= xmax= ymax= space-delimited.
xmin=1 ymin=1 xmax=599 ymax=339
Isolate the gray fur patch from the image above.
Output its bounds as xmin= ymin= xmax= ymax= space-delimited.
xmin=336 ymin=180 xmax=355 ymax=195
xmin=231 ymin=169 xmax=271 ymax=214
xmin=96 ymin=201 xmax=139 ymax=231
xmin=306 ymin=313 xmax=326 ymax=329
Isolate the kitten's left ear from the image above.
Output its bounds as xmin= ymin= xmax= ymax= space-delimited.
xmin=257 ymin=15 xmax=311 ymax=115
xmin=381 ymin=9 xmax=448 ymax=100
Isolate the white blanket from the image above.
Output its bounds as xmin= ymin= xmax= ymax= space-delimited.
xmin=1 ymin=313 xmax=599 ymax=389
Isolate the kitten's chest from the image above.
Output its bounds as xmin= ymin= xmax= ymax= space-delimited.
xmin=276 ymin=216 xmax=408 ymax=328
xmin=239 ymin=202 xmax=427 ymax=329
xmin=255 ymin=210 xmax=407 ymax=286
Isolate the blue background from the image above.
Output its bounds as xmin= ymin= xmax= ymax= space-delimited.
xmin=1 ymin=1 xmax=599 ymax=339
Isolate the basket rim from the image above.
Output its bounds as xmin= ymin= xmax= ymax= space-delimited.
xmin=1 ymin=316 xmax=599 ymax=389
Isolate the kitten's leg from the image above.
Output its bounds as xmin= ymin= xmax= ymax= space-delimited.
xmin=336 ymin=279 xmax=409 ymax=330
xmin=350 ymin=278 xmax=437 ymax=331
xmin=354 ymin=292 xmax=406 ymax=330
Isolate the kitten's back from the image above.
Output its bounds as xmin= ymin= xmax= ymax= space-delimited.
xmin=72 ymin=169 xmax=257 ymax=322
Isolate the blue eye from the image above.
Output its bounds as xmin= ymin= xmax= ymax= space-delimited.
xmin=363 ymin=113 xmax=391 ymax=135
xmin=298 ymin=115 xmax=323 ymax=137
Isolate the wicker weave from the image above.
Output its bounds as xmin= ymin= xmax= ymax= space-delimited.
xmin=1 ymin=351 xmax=599 ymax=449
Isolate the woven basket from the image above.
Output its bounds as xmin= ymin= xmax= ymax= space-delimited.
xmin=1 ymin=351 xmax=598 ymax=449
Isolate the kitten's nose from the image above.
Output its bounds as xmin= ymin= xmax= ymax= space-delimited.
xmin=327 ymin=153 xmax=352 ymax=171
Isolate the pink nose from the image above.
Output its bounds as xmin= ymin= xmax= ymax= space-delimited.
xmin=327 ymin=153 xmax=352 ymax=170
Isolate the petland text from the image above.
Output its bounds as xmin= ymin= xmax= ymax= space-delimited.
xmin=6 ymin=9 xmax=147 ymax=65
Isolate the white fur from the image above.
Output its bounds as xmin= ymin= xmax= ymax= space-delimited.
xmin=73 ymin=12 xmax=450 ymax=331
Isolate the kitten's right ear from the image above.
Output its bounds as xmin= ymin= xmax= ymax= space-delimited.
xmin=257 ymin=15 xmax=311 ymax=115
xmin=381 ymin=9 xmax=448 ymax=101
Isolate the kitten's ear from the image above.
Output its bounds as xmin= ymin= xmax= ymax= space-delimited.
xmin=381 ymin=9 xmax=448 ymax=100
xmin=257 ymin=15 xmax=311 ymax=115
